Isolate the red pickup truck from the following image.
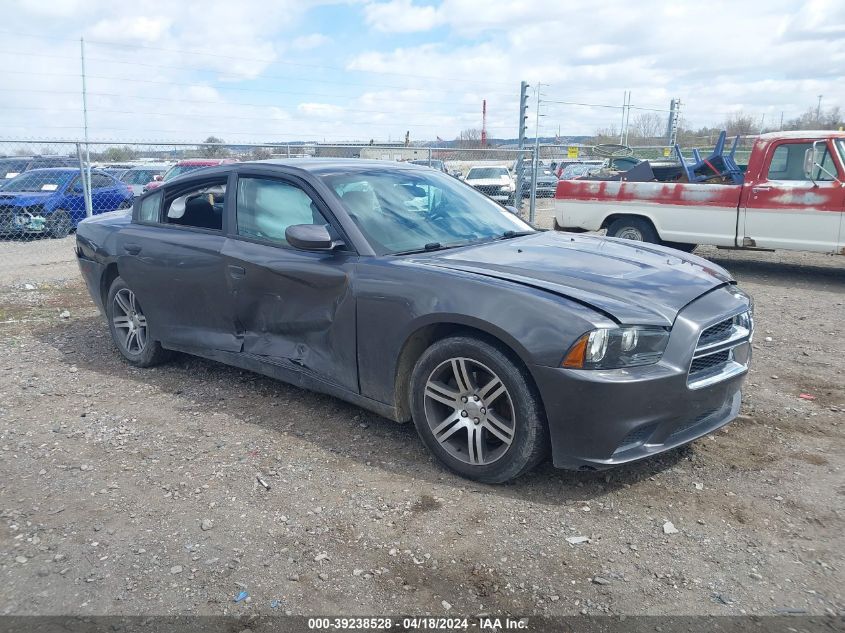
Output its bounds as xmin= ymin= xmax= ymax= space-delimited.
xmin=554 ymin=131 xmax=845 ymax=254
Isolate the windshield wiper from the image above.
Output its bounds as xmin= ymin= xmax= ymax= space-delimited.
xmin=391 ymin=242 xmax=449 ymax=256
xmin=498 ymin=230 xmax=535 ymax=240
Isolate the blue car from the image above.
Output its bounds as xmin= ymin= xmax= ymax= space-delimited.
xmin=0 ymin=168 xmax=133 ymax=238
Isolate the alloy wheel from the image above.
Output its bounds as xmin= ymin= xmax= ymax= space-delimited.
xmin=112 ymin=288 xmax=147 ymax=354
xmin=423 ymin=357 xmax=516 ymax=466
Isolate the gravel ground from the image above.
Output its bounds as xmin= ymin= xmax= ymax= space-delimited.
xmin=0 ymin=233 xmax=842 ymax=618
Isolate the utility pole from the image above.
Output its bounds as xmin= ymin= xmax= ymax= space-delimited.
xmin=79 ymin=37 xmax=93 ymax=218
xmin=529 ymin=83 xmax=542 ymax=224
xmin=514 ymin=81 xmax=529 ymax=214
xmin=816 ymin=95 xmax=823 ymax=122
xmin=619 ymin=90 xmax=628 ymax=145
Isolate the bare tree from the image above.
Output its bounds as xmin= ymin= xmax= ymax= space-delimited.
xmin=455 ymin=128 xmax=482 ymax=148
xmin=629 ymin=113 xmax=665 ymax=140
xmin=590 ymin=125 xmax=619 ymax=145
xmin=722 ymin=113 xmax=757 ymax=137
xmin=786 ymin=106 xmax=843 ymax=130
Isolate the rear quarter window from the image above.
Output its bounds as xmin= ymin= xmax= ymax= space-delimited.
xmin=137 ymin=191 xmax=162 ymax=223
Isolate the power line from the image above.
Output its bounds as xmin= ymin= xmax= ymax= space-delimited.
xmin=0 ymin=29 xmax=516 ymax=88
xmin=0 ymin=48 xmax=516 ymax=98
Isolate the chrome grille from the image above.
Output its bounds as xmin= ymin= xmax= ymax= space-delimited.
xmin=473 ymin=185 xmax=505 ymax=196
xmin=687 ymin=311 xmax=753 ymax=389
xmin=698 ymin=318 xmax=733 ymax=346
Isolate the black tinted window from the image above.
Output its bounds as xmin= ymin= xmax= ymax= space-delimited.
xmin=163 ymin=179 xmax=226 ymax=231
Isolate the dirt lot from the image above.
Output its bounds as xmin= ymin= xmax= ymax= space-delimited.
xmin=0 ymin=232 xmax=842 ymax=618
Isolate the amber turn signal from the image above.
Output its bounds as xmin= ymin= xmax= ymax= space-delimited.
xmin=561 ymin=334 xmax=588 ymax=368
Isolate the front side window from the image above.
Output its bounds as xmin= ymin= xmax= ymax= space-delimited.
xmin=322 ymin=168 xmax=533 ymax=255
xmin=768 ymin=142 xmax=837 ymax=181
xmin=163 ymin=179 xmax=226 ymax=231
xmin=236 ymin=177 xmax=327 ymax=246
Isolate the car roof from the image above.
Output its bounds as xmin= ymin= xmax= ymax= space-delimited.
xmin=757 ymin=130 xmax=845 ymax=141
xmin=175 ymin=158 xmax=234 ymax=166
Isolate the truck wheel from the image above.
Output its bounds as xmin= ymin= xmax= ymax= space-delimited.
xmin=606 ymin=217 xmax=659 ymax=244
xmin=410 ymin=336 xmax=548 ymax=483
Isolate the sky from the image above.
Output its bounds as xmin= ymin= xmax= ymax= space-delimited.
xmin=1 ymin=0 xmax=843 ymax=144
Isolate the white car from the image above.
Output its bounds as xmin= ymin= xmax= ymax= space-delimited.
xmin=119 ymin=164 xmax=173 ymax=196
xmin=463 ymin=166 xmax=515 ymax=203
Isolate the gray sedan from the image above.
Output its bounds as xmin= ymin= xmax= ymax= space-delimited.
xmin=76 ymin=159 xmax=753 ymax=483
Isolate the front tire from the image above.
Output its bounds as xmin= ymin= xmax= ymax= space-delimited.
xmin=410 ymin=336 xmax=548 ymax=483
xmin=606 ymin=216 xmax=659 ymax=244
xmin=106 ymin=277 xmax=170 ymax=367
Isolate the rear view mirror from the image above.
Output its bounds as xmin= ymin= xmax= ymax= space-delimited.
xmin=285 ymin=224 xmax=344 ymax=251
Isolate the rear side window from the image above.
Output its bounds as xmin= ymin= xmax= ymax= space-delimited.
xmin=138 ymin=191 xmax=162 ymax=223
xmin=163 ymin=178 xmax=227 ymax=231
xmin=236 ymin=177 xmax=327 ymax=246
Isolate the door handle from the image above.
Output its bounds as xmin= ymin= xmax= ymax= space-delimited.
xmin=751 ymin=186 xmax=771 ymax=193
xmin=228 ymin=265 xmax=246 ymax=279
xmin=123 ymin=243 xmax=142 ymax=255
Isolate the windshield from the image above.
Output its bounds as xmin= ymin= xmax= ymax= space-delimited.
xmin=122 ymin=168 xmax=166 ymax=185
xmin=467 ymin=167 xmax=508 ymax=179
xmin=322 ymin=167 xmax=534 ymax=256
xmin=163 ymin=164 xmax=207 ymax=180
xmin=0 ymin=159 xmax=29 ymax=179
xmin=1 ymin=171 xmax=69 ymax=192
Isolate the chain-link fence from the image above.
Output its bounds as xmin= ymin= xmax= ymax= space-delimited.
xmin=0 ymin=140 xmax=546 ymax=283
xmin=0 ymin=134 xmax=757 ymax=281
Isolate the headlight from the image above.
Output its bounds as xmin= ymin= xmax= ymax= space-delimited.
xmin=499 ymin=184 xmax=513 ymax=193
xmin=562 ymin=326 xmax=670 ymax=369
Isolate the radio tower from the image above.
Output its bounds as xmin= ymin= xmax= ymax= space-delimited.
xmin=481 ymin=99 xmax=487 ymax=147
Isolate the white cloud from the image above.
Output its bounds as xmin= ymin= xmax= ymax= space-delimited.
xmin=291 ymin=33 xmax=330 ymax=51
xmin=363 ymin=0 xmax=442 ymax=33
xmin=88 ymin=16 xmax=171 ymax=43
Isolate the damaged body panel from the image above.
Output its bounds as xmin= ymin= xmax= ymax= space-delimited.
xmin=77 ymin=159 xmax=753 ymax=481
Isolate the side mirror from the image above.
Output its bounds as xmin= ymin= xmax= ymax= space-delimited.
xmin=804 ymin=140 xmax=841 ymax=184
xmin=153 ymin=174 xmax=163 ymax=182
xmin=285 ymin=224 xmax=344 ymax=251
xmin=803 ymin=148 xmax=815 ymax=181
xmin=72 ymin=184 xmax=84 ymax=194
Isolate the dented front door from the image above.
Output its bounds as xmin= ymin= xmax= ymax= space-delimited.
xmin=221 ymin=173 xmax=358 ymax=393
xmin=222 ymin=239 xmax=358 ymax=392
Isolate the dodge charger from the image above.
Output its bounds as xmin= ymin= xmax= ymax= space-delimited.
xmin=76 ymin=159 xmax=753 ymax=483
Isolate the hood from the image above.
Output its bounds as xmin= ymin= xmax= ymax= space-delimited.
xmin=0 ymin=191 xmax=59 ymax=206
xmin=408 ymin=231 xmax=732 ymax=326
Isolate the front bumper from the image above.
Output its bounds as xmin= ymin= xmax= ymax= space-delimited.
xmin=532 ymin=286 xmax=752 ymax=470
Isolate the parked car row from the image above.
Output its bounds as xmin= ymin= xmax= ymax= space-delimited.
xmin=0 ymin=168 xmax=133 ymax=238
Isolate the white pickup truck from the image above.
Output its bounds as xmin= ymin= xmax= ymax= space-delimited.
xmin=554 ymin=131 xmax=845 ymax=254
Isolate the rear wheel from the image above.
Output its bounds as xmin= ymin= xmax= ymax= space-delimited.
xmin=410 ymin=336 xmax=547 ymax=483
xmin=47 ymin=210 xmax=73 ymax=239
xmin=106 ymin=277 xmax=170 ymax=367
xmin=606 ymin=216 xmax=659 ymax=244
